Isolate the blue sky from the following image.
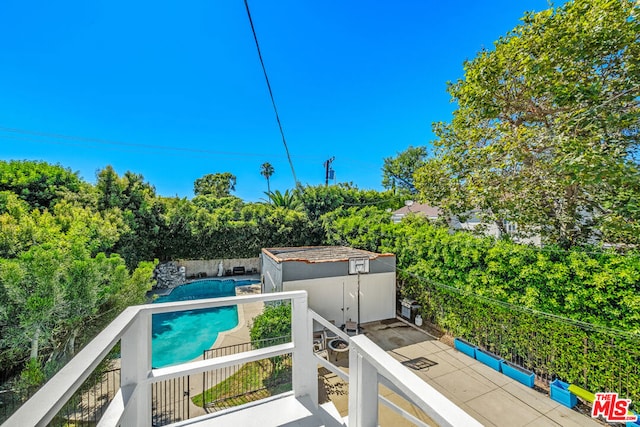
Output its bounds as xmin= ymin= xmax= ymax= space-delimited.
xmin=0 ymin=1 xmax=558 ymax=201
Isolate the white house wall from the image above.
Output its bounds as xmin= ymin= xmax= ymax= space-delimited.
xmin=282 ymin=272 xmax=396 ymax=326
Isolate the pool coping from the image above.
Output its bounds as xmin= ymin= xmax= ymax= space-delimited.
xmin=196 ymin=283 xmax=263 ymax=359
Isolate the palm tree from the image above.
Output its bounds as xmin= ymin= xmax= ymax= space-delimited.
xmin=260 ymin=162 xmax=275 ymax=193
xmin=263 ymin=190 xmax=302 ymax=210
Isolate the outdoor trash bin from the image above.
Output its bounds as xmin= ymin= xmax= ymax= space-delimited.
xmin=400 ymin=298 xmax=421 ymax=322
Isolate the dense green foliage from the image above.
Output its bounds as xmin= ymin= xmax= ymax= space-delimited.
xmin=249 ymin=303 xmax=291 ymax=345
xmin=401 ymin=273 xmax=639 ymax=403
xmin=328 ymin=211 xmax=640 ymax=332
xmin=194 ymin=172 xmax=237 ymax=197
xmin=297 ymin=184 xmax=400 ymax=243
xmin=381 ymin=145 xmax=427 ymax=195
xmin=416 ymin=0 xmax=640 ymax=247
xmin=0 ymin=166 xmax=157 ymax=388
xmin=0 ymin=161 xmax=84 ymax=210
xmin=0 ymin=162 xmax=158 ymax=390
xmin=96 ymin=166 xmax=163 ymax=267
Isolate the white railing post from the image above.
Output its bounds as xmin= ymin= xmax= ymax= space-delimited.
xmin=120 ymin=311 xmax=151 ymax=426
xmin=291 ymin=293 xmax=318 ymax=406
xmin=349 ymin=344 xmax=379 ymax=427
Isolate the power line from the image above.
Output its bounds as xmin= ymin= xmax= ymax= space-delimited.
xmin=0 ymin=126 xmax=324 ymax=160
xmin=242 ymin=0 xmax=300 ymax=189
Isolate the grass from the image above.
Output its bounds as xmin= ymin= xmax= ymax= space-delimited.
xmin=191 ymin=356 xmax=292 ymax=409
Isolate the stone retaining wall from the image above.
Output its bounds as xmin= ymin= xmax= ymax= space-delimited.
xmin=153 ymin=261 xmax=186 ymax=289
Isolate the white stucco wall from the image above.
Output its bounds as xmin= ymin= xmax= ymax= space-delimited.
xmin=282 ymin=272 xmax=396 ymax=326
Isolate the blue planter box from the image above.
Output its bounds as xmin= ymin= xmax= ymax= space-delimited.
xmin=500 ymin=360 xmax=535 ymax=388
xmin=475 ymin=348 xmax=503 ymax=371
xmin=627 ymin=413 xmax=640 ymax=427
xmin=454 ymin=338 xmax=476 ymax=359
xmin=550 ymin=379 xmax=577 ymax=409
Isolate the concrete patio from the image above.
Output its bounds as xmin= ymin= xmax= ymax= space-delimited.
xmin=159 ymin=282 xmax=601 ymax=426
xmin=356 ymin=319 xmax=601 ymax=427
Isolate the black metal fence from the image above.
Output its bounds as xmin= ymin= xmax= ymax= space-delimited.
xmin=411 ymin=277 xmax=640 ymax=403
xmin=1 ymin=365 xmax=192 ymax=426
xmin=200 ymin=335 xmax=292 ymax=413
xmin=0 ymin=388 xmax=21 ymax=425
xmin=0 ymin=367 xmax=120 ymax=426
xmin=152 ymin=375 xmax=191 ymax=426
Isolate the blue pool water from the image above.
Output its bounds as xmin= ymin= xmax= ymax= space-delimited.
xmin=152 ymin=279 xmax=259 ymax=368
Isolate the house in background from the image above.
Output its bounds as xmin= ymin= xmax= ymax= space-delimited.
xmin=261 ymin=246 xmax=396 ymax=327
xmin=391 ymin=202 xmax=541 ymax=246
xmin=391 ymin=202 xmax=441 ymax=223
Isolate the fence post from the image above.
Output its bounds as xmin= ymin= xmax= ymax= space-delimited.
xmin=120 ymin=311 xmax=151 ymax=425
xmin=291 ymin=293 xmax=317 ymax=406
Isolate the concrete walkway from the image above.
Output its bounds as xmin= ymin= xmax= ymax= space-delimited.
xmin=360 ymin=320 xmax=601 ymax=427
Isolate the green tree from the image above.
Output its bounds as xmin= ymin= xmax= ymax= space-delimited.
xmin=322 ymin=206 xmax=392 ymax=252
xmin=0 ymin=246 xmax=154 ymax=379
xmin=0 ymin=160 xmax=83 ymax=210
xmin=155 ymin=197 xmax=203 ymax=260
xmin=96 ymin=165 xmax=125 ymax=210
xmin=296 ymin=184 xmax=400 ymax=244
xmin=250 ymin=303 xmax=291 ymax=345
xmin=260 ymin=162 xmax=275 ymax=193
xmin=242 ymin=203 xmax=314 ymax=249
xmin=114 ymin=171 xmax=163 ymax=267
xmin=192 ymin=195 xmax=244 ymax=213
xmin=95 ymin=167 xmax=163 ymax=267
xmin=193 ymin=172 xmax=237 ymax=198
xmin=381 ymin=146 xmax=428 ymax=195
xmin=415 ymin=0 xmax=640 ymax=248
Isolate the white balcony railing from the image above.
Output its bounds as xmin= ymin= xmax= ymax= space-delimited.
xmin=4 ymin=290 xmax=480 ymax=427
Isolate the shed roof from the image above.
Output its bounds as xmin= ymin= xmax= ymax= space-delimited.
xmin=262 ymin=246 xmax=393 ymax=263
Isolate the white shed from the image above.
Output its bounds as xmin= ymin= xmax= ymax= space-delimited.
xmin=261 ymin=246 xmax=396 ymax=327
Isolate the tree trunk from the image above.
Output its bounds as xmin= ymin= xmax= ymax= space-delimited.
xmin=68 ymin=329 xmax=77 ymax=357
xmin=30 ymin=327 xmax=40 ymax=360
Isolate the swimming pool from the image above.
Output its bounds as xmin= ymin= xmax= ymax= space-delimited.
xmin=152 ymin=278 xmax=259 ymax=368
